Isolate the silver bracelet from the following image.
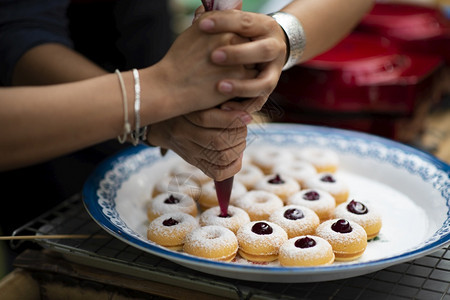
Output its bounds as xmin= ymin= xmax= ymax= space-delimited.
xmin=268 ymin=11 xmax=306 ymax=71
xmin=115 ymin=69 xmax=131 ymax=144
xmin=131 ymin=68 xmax=148 ymax=145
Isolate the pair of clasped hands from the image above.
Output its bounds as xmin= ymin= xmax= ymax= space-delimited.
xmin=148 ymin=4 xmax=288 ymax=181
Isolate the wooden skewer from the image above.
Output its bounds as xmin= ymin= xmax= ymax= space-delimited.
xmin=0 ymin=234 xmax=108 ymax=240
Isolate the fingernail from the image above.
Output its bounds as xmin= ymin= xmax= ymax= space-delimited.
xmin=221 ymin=105 xmax=233 ymax=111
xmin=212 ymin=50 xmax=226 ymax=63
xmin=218 ymin=81 xmax=233 ymax=93
xmin=239 ymin=113 xmax=253 ymax=125
xmin=199 ymin=19 xmax=215 ymax=30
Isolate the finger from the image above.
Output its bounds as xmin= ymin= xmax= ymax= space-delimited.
xmin=193 ymin=6 xmax=206 ymax=23
xmin=185 ymin=108 xmax=252 ymax=129
xmin=211 ymin=38 xmax=284 ymax=66
xmin=196 ymin=152 xmax=244 ymax=181
xmin=189 ymin=124 xmax=248 ymax=150
xmin=198 ymin=10 xmax=275 ymax=37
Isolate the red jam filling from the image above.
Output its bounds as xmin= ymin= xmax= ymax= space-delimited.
xmin=164 ymin=195 xmax=180 ymax=204
xmin=331 ymin=219 xmax=352 ymax=233
xmin=295 ymin=237 xmax=316 ymax=249
xmin=302 ymin=190 xmax=320 ymax=201
xmin=284 ymin=208 xmax=304 ymax=220
xmin=320 ymin=174 xmax=336 ymax=183
xmin=347 ymin=200 xmax=368 ymax=215
xmin=162 ymin=217 xmax=179 ymax=226
xmin=268 ymin=174 xmax=285 ymax=184
xmin=252 ymin=222 xmax=273 ymax=235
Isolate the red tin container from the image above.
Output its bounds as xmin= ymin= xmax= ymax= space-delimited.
xmin=356 ymin=3 xmax=450 ymax=64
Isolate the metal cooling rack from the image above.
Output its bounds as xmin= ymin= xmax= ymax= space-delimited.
xmin=11 ymin=194 xmax=450 ymax=300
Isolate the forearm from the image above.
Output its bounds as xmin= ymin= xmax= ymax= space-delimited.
xmin=12 ymin=43 xmax=107 ymax=85
xmin=281 ymin=0 xmax=374 ymax=62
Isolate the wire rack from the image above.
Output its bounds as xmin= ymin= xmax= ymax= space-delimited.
xmin=11 ymin=194 xmax=450 ymax=300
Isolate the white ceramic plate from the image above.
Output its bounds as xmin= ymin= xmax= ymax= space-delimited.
xmin=82 ymin=123 xmax=450 ymax=282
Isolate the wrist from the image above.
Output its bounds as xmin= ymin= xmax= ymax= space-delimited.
xmin=268 ymin=11 xmax=306 ymax=71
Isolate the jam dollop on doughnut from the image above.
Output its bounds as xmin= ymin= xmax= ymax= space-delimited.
xmin=321 ymin=174 xmax=336 ymax=183
xmin=268 ymin=174 xmax=285 ymax=184
xmin=331 ymin=219 xmax=353 ymax=233
xmin=162 ymin=217 xmax=179 ymax=226
xmin=252 ymin=222 xmax=273 ymax=235
xmin=302 ymin=190 xmax=320 ymax=201
xmin=295 ymin=236 xmax=316 ymax=249
xmin=284 ymin=208 xmax=304 ymax=220
xmin=164 ymin=195 xmax=180 ymax=204
xmin=347 ymin=200 xmax=368 ymax=215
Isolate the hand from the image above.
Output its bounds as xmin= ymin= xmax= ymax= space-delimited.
xmin=147 ymin=14 xmax=258 ymax=117
xmin=197 ymin=10 xmax=288 ymax=112
xmin=147 ymin=105 xmax=252 ymax=181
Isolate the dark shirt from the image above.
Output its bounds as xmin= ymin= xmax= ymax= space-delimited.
xmin=0 ymin=0 xmax=173 ymax=235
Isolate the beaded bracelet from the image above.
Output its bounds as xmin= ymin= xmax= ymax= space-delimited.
xmin=268 ymin=11 xmax=306 ymax=71
xmin=115 ymin=69 xmax=132 ymax=144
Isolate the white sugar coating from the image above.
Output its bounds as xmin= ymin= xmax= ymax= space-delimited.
xmin=200 ymin=180 xmax=247 ymax=205
xmin=199 ymin=206 xmax=250 ymax=232
xmin=250 ymin=146 xmax=294 ymax=172
xmin=170 ymin=160 xmax=211 ymax=184
xmin=296 ymin=147 xmax=339 ymax=168
xmin=253 ymin=174 xmax=300 ymax=197
xmin=316 ymin=219 xmax=367 ymax=245
xmin=304 ymin=172 xmax=348 ymax=195
xmin=334 ymin=200 xmax=382 ymax=227
xmin=149 ymin=192 xmax=196 ymax=215
xmin=232 ymin=190 xmax=284 ymax=218
xmin=269 ymin=205 xmax=320 ymax=233
xmin=272 ymin=160 xmax=317 ymax=185
xmin=153 ymin=174 xmax=202 ymax=200
xmin=236 ymin=221 xmax=288 ymax=254
xmin=148 ymin=212 xmax=199 ymax=236
xmin=279 ymin=235 xmax=333 ymax=261
xmin=234 ymin=164 xmax=265 ymax=189
xmin=184 ymin=225 xmax=238 ymax=254
xmin=287 ymin=189 xmax=336 ymax=214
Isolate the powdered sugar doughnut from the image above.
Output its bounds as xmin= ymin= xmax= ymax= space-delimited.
xmin=199 ymin=205 xmax=250 ymax=234
xmin=253 ymin=174 xmax=300 ymax=203
xmin=334 ymin=199 xmax=382 ymax=240
xmin=250 ymin=146 xmax=294 ymax=174
xmin=232 ymin=190 xmax=284 ymax=221
xmin=234 ymin=163 xmax=265 ymax=190
xmin=152 ymin=174 xmax=202 ymax=201
xmin=304 ymin=173 xmax=349 ymax=205
xmin=197 ymin=180 xmax=247 ymax=211
xmin=315 ymin=219 xmax=367 ymax=261
xmin=269 ymin=205 xmax=320 ymax=238
xmin=147 ymin=192 xmax=198 ymax=221
xmin=273 ymin=160 xmax=317 ymax=187
xmin=183 ymin=225 xmax=238 ymax=262
xmin=279 ymin=235 xmax=335 ymax=267
xmin=287 ymin=189 xmax=336 ymax=221
xmin=236 ymin=221 xmax=288 ymax=262
xmin=297 ymin=147 xmax=339 ymax=173
xmin=147 ymin=212 xmax=199 ymax=250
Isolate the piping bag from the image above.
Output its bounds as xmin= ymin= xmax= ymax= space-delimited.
xmin=201 ymin=0 xmax=242 ymax=217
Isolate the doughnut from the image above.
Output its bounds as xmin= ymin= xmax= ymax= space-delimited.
xmin=296 ymin=147 xmax=340 ymax=173
xmin=315 ymin=218 xmax=367 ymax=261
xmin=250 ymin=146 xmax=294 ymax=174
xmin=147 ymin=212 xmax=199 ymax=250
xmin=152 ymin=174 xmax=202 ymax=201
xmin=183 ymin=225 xmax=238 ymax=262
xmin=234 ymin=163 xmax=265 ymax=190
xmin=273 ymin=160 xmax=317 ymax=187
xmin=286 ymin=189 xmax=336 ymax=221
xmin=197 ymin=180 xmax=247 ymax=211
xmin=304 ymin=173 xmax=349 ymax=205
xmin=170 ymin=160 xmax=211 ymax=185
xmin=199 ymin=205 xmax=250 ymax=234
xmin=253 ymin=174 xmax=300 ymax=203
xmin=334 ymin=199 xmax=382 ymax=240
xmin=231 ymin=190 xmax=284 ymax=221
xmin=147 ymin=192 xmax=198 ymax=221
xmin=269 ymin=205 xmax=320 ymax=238
xmin=236 ymin=221 xmax=288 ymax=262
xmin=278 ymin=235 xmax=335 ymax=267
